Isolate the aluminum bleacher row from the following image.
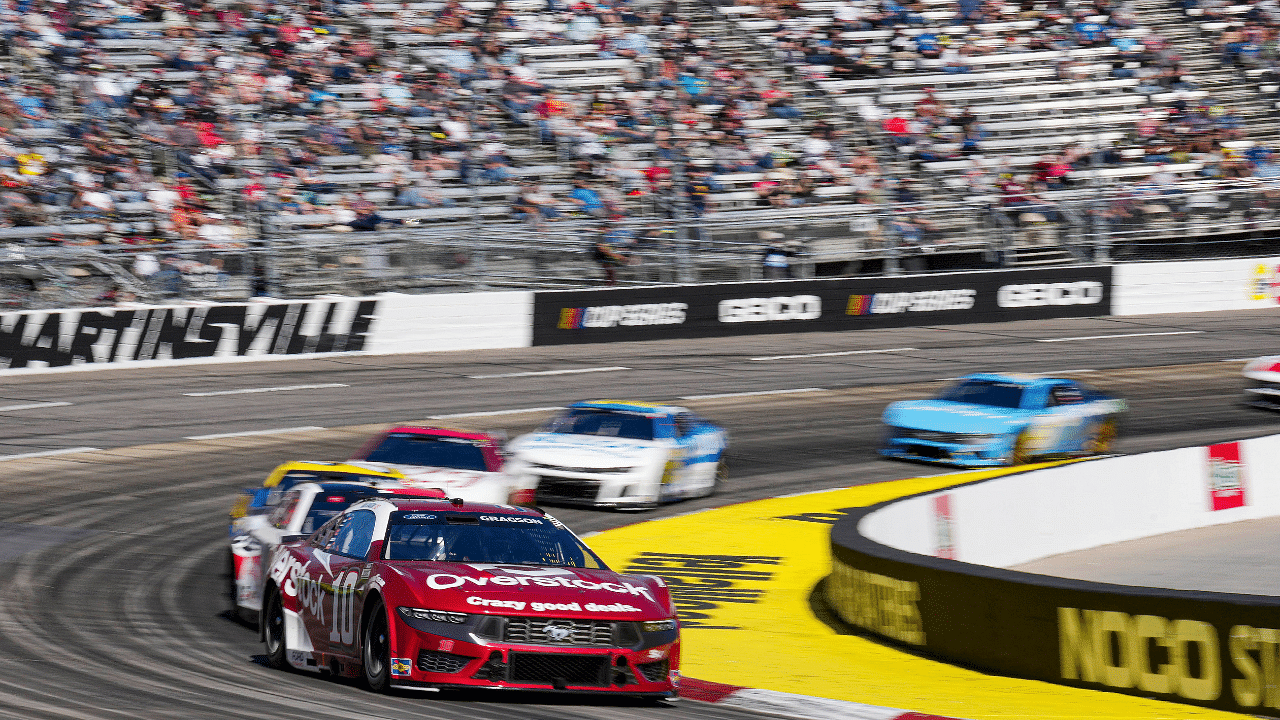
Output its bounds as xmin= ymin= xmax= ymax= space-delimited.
xmin=4 ymin=0 xmax=1278 ymax=303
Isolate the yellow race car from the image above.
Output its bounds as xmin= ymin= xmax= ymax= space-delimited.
xmin=228 ymin=460 xmax=407 ymax=530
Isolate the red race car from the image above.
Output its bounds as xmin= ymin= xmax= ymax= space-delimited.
xmin=260 ymin=496 xmax=680 ymax=697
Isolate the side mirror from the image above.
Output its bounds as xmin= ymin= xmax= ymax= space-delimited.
xmin=366 ymin=540 xmax=385 ymax=562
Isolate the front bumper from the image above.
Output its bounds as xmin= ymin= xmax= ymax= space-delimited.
xmin=1245 ymin=385 xmax=1280 ymax=410
xmin=880 ymin=438 xmax=1011 ymax=467
xmin=389 ymin=621 xmax=679 ymax=694
xmin=529 ymin=471 xmax=658 ymax=508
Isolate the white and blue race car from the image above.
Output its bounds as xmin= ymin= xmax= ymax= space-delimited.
xmin=881 ymin=373 xmax=1125 ymax=467
xmin=506 ymin=400 xmax=728 ymax=509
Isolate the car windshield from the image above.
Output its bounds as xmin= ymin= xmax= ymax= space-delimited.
xmin=939 ymin=379 xmax=1025 ymax=409
xmin=364 ymin=434 xmax=491 ymax=472
xmin=301 ymin=490 xmax=377 ymax=534
xmin=543 ymin=408 xmax=655 ymax=440
xmin=385 ymin=512 xmax=605 ymax=568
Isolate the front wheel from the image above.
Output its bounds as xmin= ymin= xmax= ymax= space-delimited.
xmin=1009 ymin=430 xmax=1036 ymax=465
xmin=1085 ymin=417 xmax=1118 ymax=455
xmin=362 ymin=597 xmax=391 ymax=692
xmin=263 ymin=588 xmax=288 ymax=670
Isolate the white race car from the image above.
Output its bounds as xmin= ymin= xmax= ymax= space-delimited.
xmin=1243 ymin=356 xmax=1280 ymax=409
xmin=229 ymin=474 xmax=446 ymax=622
xmin=505 ymin=400 xmax=729 ymax=510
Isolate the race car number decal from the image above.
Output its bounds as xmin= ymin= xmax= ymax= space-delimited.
xmin=330 ymin=570 xmax=359 ymax=646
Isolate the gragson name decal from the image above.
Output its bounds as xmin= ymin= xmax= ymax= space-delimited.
xmin=427 ymin=573 xmax=654 ymax=600
xmin=0 ymin=299 xmax=378 ymax=369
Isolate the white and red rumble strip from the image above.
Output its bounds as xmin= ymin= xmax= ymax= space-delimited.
xmin=680 ymin=678 xmax=967 ymax=720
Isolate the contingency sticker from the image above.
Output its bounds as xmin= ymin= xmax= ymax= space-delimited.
xmin=390 ymin=658 xmax=413 ymax=677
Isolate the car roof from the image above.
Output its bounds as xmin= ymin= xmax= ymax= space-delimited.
xmin=567 ymin=399 xmax=684 ymax=415
xmin=384 ymin=425 xmax=500 ymax=443
xmin=312 ymin=481 xmax=382 ymax=493
xmin=267 ymin=460 xmax=405 ymax=486
xmin=375 ymin=497 xmax=545 ymax=515
xmin=960 ymin=373 xmax=1076 ymax=388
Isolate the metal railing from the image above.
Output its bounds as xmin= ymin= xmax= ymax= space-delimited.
xmin=5 ymin=179 xmax=1280 ymax=307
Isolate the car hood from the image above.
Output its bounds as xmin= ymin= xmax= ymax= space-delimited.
xmin=1244 ymin=355 xmax=1280 ymax=381
xmin=390 ymin=562 xmax=671 ymax=620
xmin=884 ymin=400 xmax=1032 ymax=433
xmin=509 ymin=433 xmax=664 ymax=466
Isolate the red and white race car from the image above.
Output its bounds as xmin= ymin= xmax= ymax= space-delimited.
xmin=260 ymin=496 xmax=680 ymax=696
xmin=349 ymin=426 xmax=520 ymax=505
xmin=1244 ymin=356 xmax=1280 ymax=409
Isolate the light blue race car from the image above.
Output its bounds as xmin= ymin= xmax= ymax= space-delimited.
xmin=881 ymin=373 xmax=1126 ymax=467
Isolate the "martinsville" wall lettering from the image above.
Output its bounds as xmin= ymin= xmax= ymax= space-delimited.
xmin=0 ymin=299 xmax=377 ymax=369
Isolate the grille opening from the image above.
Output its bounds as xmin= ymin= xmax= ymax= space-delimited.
xmin=417 ymin=650 xmax=473 ymax=674
xmin=471 ymin=650 xmax=507 ymax=680
xmin=504 ymin=617 xmax=617 ymax=647
xmin=508 ymin=652 xmax=610 ymax=687
xmin=636 ymin=659 xmax=669 ymax=683
xmin=535 ymin=477 xmax=601 ymax=502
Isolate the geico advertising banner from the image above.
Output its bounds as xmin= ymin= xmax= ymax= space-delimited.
xmin=531 ymin=266 xmax=1113 ymax=345
xmin=829 ymin=504 xmax=1280 ymax=717
xmin=0 ymin=298 xmax=379 ymax=370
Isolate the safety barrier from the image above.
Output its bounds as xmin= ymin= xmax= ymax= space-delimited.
xmin=2 ymin=254 xmax=1277 ymax=371
xmin=827 ymin=435 xmax=1280 ymax=716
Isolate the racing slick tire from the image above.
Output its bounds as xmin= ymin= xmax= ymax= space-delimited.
xmin=1010 ymin=429 xmax=1036 ymax=465
xmin=362 ymin=596 xmax=392 ymax=692
xmin=263 ymin=587 xmax=288 ymax=670
xmin=226 ymin=549 xmax=237 ymax=611
xmin=1085 ymin=417 xmax=1118 ymax=455
xmin=711 ymin=457 xmax=728 ymax=495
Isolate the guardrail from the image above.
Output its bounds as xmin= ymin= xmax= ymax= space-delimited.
xmin=826 ymin=435 xmax=1280 ymax=717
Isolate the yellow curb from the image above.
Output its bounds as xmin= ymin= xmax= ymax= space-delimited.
xmin=587 ymin=467 xmax=1245 ymax=719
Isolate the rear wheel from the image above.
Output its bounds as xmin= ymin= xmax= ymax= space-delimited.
xmin=1010 ymin=430 xmax=1036 ymax=465
xmin=362 ymin=597 xmax=391 ymax=692
xmin=711 ymin=457 xmax=728 ymax=495
xmin=1085 ymin=417 xmax=1118 ymax=455
xmin=263 ymin=588 xmax=287 ymax=670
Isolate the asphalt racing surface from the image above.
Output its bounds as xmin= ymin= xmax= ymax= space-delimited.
xmin=1013 ymin=516 xmax=1280 ymax=595
xmin=1 ymin=309 xmax=1279 ymax=720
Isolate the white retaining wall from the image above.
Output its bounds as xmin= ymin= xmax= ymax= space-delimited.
xmin=363 ymin=291 xmax=532 ymax=355
xmin=1113 ymin=257 xmax=1280 ymax=315
xmin=861 ymin=434 xmax=1280 ymax=568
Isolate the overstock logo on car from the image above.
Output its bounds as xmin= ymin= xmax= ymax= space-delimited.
xmin=996 ymin=281 xmax=1104 ymax=308
xmin=718 ymin=295 xmax=821 ymax=323
xmin=558 ymin=303 xmax=687 ymax=329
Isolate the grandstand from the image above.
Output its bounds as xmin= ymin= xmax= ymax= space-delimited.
xmin=0 ymin=0 xmax=1278 ymax=307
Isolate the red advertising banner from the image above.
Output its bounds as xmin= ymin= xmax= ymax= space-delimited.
xmin=933 ymin=494 xmax=956 ymax=559
xmin=1207 ymin=442 xmax=1248 ymax=511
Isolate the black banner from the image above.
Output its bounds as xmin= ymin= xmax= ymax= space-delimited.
xmin=0 ymin=299 xmax=378 ymax=369
xmin=828 ymin=494 xmax=1280 ymax=717
xmin=531 ymin=266 xmax=1114 ymax=345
